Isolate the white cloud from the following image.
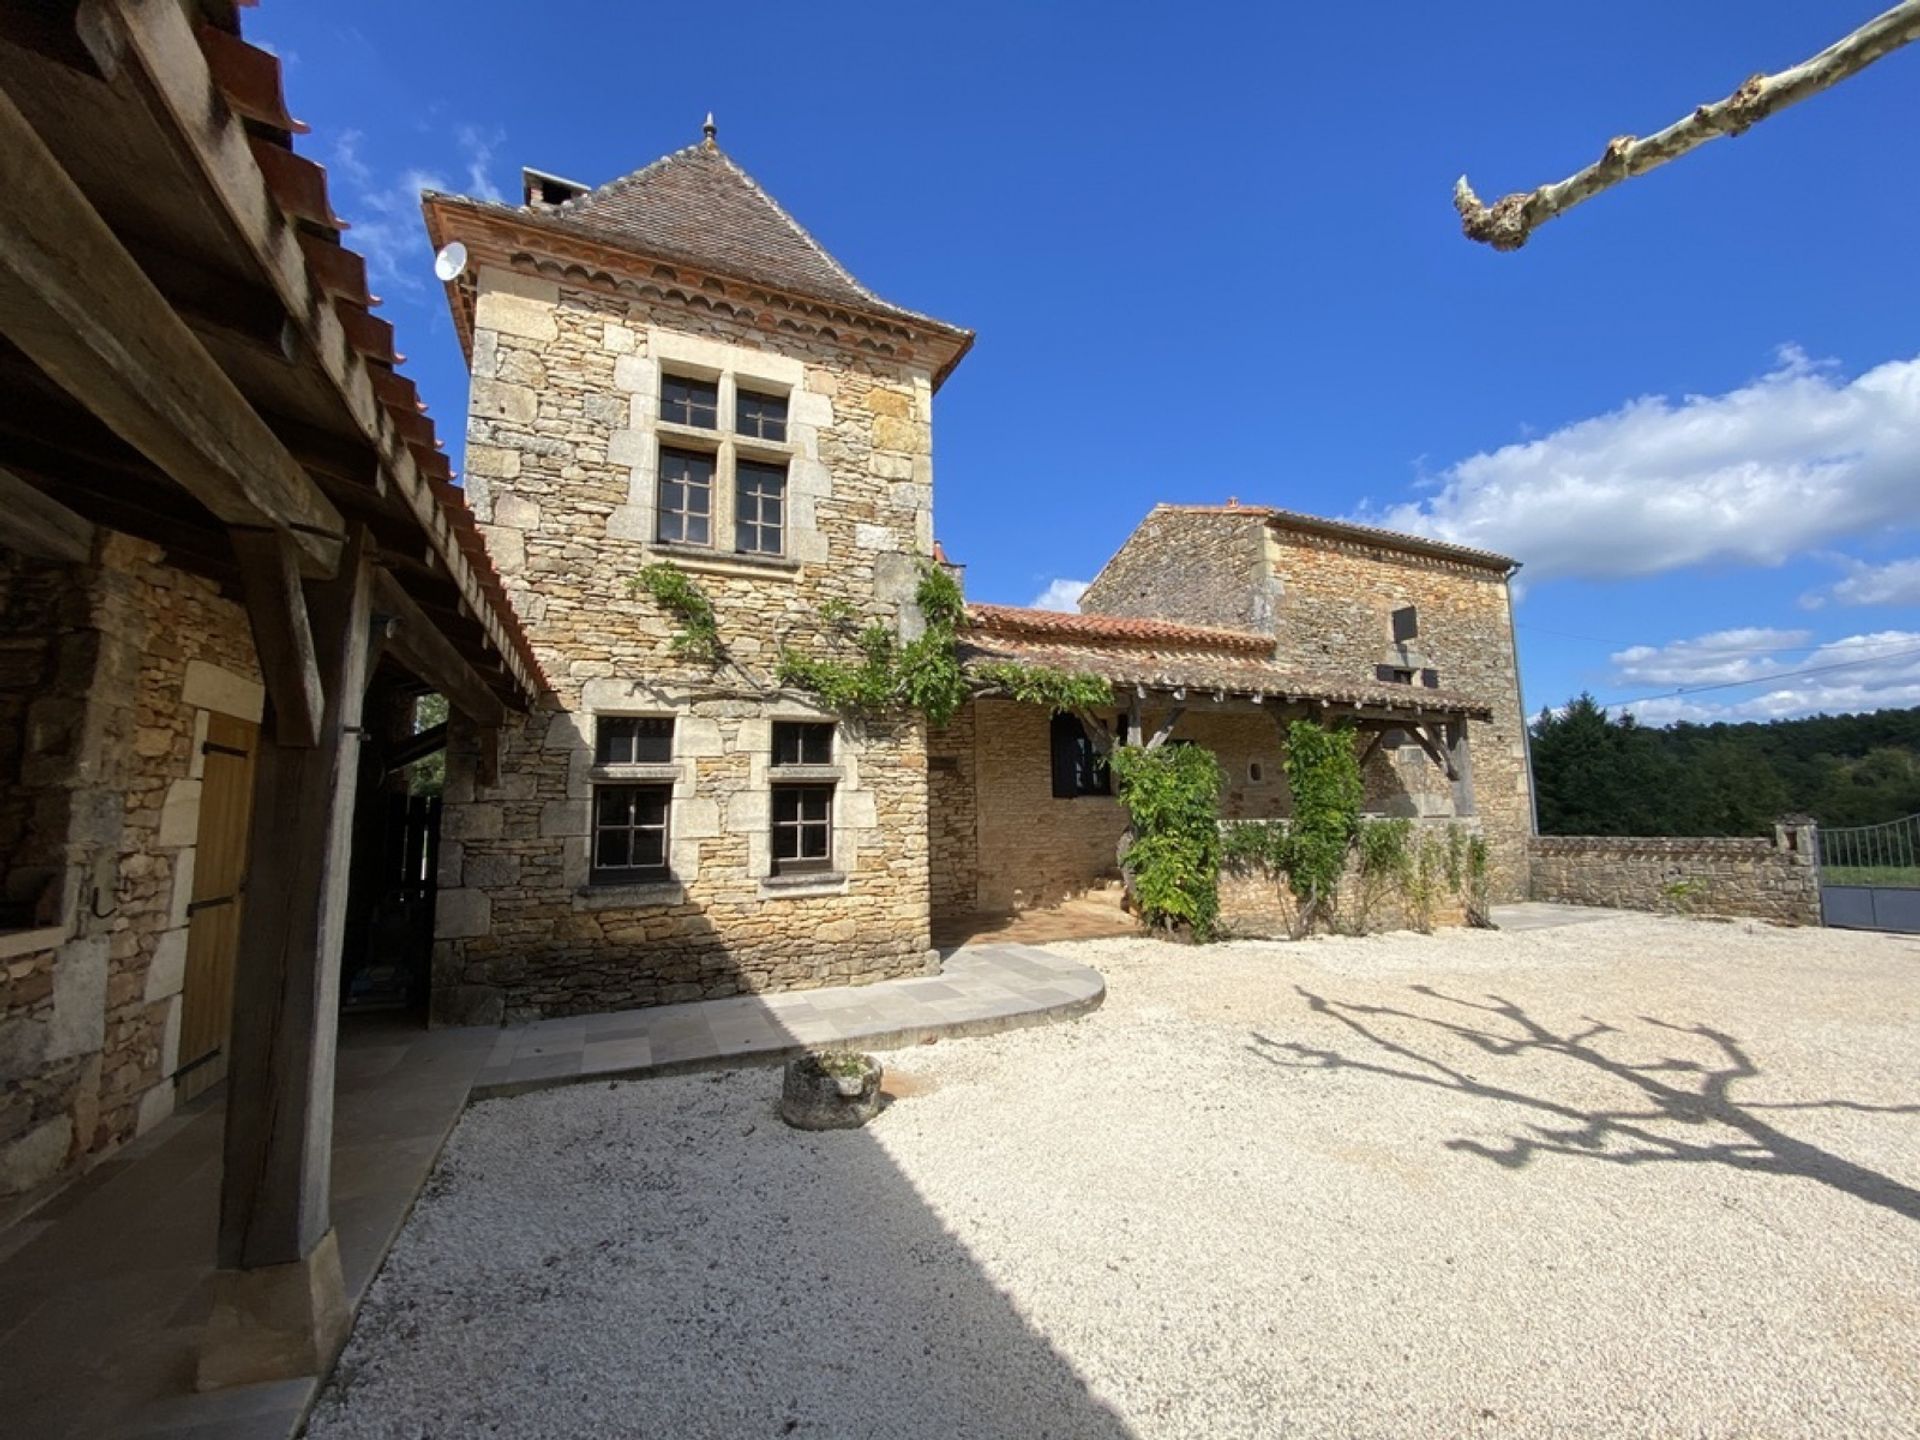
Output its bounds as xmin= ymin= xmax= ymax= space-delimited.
xmin=1028 ymin=579 xmax=1088 ymax=613
xmin=1610 ymin=628 xmax=1920 ymax=725
xmin=1366 ymin=347 xmax=1920 ymax=582
xmin=328 ymin=127 xmax=504 ymax=292
xmin=1804 ymin=555 xmax=1920 ymax=609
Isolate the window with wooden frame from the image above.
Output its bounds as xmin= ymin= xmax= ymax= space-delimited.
xmin=591 ymin=784 xmax=671 ymax=884
xmin=660 ymin=374 xmax=718 ymax=429
xmin=657 ymin=447 xmax=714 ymax=546
xmin=736 ymin=388 xmax=788 ymax=442
xmin=1049 ymin=713 xmax=1112 ymax=799
xmin=771 ymin=784 xmax=833 ymax=875
xmin=772 ymin=720 xmax=833 ymax=767
xmin=735 ymin=459 xmax=787 ymax=556
xmin=596 ymin=716 xmax=674 ymax=765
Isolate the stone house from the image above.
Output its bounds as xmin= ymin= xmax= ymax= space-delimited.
xmin=422 ymin=127 xmax=1533 ymax=1020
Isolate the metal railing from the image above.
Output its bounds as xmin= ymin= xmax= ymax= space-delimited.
xmin=1816 ymin=813 xmax=1920 ymax=888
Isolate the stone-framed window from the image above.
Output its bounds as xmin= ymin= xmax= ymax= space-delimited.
xmin=734 ymin=459 xmax=786 ymax=556
xmin=657 ymin=447 xmax=714 ymax=547
xmin=1049 ymin=713 xmax=1111 ymax=799
xmin=591 ymin=784 xmax=672 ymax=885
xmin=772 ymin=720 xmax=833 ymax=767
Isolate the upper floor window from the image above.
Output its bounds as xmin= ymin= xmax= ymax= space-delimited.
xmin=661 ymin=375 xmax=718 ymax=429
xmin=1050 ymin=713 xmax=1112 ymax=799
xmin=772 ymin=721 xmax=833 ymax=767
xmin=736 ymin=389 xmax=788 ymax=443
xmin=657 ymin=448 xmax=713 ymax=546
xmin=597 ymin=716 xmax=674 ymax=765
xmin=735 ymin=460 xmax=787 ymax=556
xmin=1391 ymin=605 xmax=1419 ymax=643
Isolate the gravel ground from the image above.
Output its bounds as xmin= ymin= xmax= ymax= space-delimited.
xmin=308 ymin=915 xmax=1920 ymax=1439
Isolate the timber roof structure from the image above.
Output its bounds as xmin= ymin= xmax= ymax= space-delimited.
xmin=0 ymin=1 xmax=544 ymax=708
xmin=962 ymin=606 xmax=1492 ymax=719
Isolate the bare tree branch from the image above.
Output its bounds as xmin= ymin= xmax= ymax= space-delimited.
xmin=1455 ymin=1 xmax=1920 ymax=251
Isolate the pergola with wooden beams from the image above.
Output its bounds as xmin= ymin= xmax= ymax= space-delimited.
xmin=0 ymin=1 xmax=540 ymax=1384
xmin=960 ymin=605 xmax=1490 ymax=817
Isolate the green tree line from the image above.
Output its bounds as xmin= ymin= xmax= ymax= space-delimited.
xmin=1531 ymin=695 xmax=1920 ymax=836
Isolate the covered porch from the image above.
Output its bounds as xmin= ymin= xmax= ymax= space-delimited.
xmin=0 ymin=0 xmax=537 ymax=1416
xmin=929 ymin=606 xmax=1491 ymax=942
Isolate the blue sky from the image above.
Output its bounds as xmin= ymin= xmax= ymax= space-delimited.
xmin=251 ymin=2 xmax=1920 ymax=726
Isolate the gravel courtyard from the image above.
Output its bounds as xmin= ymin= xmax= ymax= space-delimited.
xmin=309 ymin=914 xmax=1920 ymax=1439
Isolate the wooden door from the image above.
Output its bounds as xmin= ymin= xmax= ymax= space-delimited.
xmin=177 ymin=712 xmax=258 ymax=1102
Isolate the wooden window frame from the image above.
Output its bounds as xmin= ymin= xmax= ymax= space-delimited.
xmin=734 ymin=458 xmax=787 ymax=557
xmin=596 ymin=715 xmax=674 ymax=766
xmin=771 ymin=783 xmax=834 ymax=875
xmin=1049 ymin=712 xmax=1112 ymax=799
xmin=735 ymin=387 xmax=789 ymax=443
xmin=657 ymin=446 xmax=715 ymax=547
xmin=590 ymin=782 xmax=673 ymax=885
xmin=771 ymin=720 xmax=834 ymax=767
xmin=660 ymin=373 xmax=719 ymax=430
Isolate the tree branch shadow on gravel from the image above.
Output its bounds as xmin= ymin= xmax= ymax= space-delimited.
xmin=1248 ymin=984 xmax=1920 ymax=1224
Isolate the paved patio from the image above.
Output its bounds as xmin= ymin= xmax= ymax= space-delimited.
xmin=0 ymin=940 xmax=1104 ymax=1440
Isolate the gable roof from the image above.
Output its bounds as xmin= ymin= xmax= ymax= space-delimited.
xmin=966 ymin=604 xmax=1275 ymax=653
xmin=449 ymin=135 xmax=969 ymax=343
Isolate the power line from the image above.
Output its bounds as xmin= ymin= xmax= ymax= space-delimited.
xmin=1596 ymin=642 xmax=1920 ymax=711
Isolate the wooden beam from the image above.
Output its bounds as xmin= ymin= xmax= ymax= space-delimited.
xmin=1409 ymin=723 xmax=1458 ymax=782
xmin=1145 ymin=706 xmax=1186 ymax=750
xmin=1357 ymin=730 xmax=1388 ymax=769
xmin=372 ymin=568 xmax=506 ymax=729
xmin=0 ymin=87 xmax=341 ymax=574
xmin=0 ymin=465 xmax=95 ymax=563
xmin=231 ymin=528 xmax=324 ymax=748
xmin=104 ymin=0 xmax=541 ymax=702
xmin=383 ymin=721 xmax=447 ymax=775
xmin=1446 ymin=719 xmax=1477 ymax=817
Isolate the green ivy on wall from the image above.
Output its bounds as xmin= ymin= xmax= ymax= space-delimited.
xmin=1110 ymin=741 xmax=1225 ymax=941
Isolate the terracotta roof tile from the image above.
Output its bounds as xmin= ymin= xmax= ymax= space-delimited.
xmin=453 ymin=137 xmax=968 ymax=340
xmin=966 ymin=604 xmax=1274 ymax=653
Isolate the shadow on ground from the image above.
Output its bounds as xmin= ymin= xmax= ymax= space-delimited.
xmin=1250 ymin=983 xmax=1920 ymax=1223
xmin=307 ymin=1052 xmax=1133 ymax=1440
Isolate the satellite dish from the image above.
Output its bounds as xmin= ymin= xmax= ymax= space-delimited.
xmin=433 ymin=241 xmax=468 ymax=282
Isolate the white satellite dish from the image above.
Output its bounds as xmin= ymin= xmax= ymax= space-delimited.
xmin=433 ymin=241 xmax=468 ymax=282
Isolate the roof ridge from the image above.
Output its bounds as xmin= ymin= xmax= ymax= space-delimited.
xmin=967 ymin=602 xmax=1275 ymax=652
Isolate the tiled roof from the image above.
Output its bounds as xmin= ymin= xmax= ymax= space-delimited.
xmin=458 ymin=137 xmax=968 ymax=340
xmin=965 ymin=604 xmax=1274 ymax=653
xmin=194 ymin=15 xmax=546 ymax=698
xmin=1160 ymin=504 xmax=1518 ymax=571
xmin=963 ymin=607 xmax=1491 ymax=717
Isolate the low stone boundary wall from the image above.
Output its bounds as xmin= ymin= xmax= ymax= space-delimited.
xmin=1528 ymin=826 xmax=1819 ymax=925
xmin=1217 ymin=818 xmax=1478 ymax=939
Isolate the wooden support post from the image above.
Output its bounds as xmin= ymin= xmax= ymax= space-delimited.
xmin=1408 ymin=723 xmax=1458 ymax=783
xmin=201 ymin=531 xmax=373 ymax=1390
xmin=1357 ymin=729 xmax=1389 ymax=769
xmin=1446 ymin=719 xmax=1477 ymax=817
xmin=231 ymin=528 xmax=324 ymax=748
xmin=0 ymin=465 xmax=95 ymax=563
xmin=476 ymin=726 xmax=503 ymax=788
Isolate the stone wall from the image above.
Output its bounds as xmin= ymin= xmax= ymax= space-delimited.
xmin=433 ymin=266 xmax=943 ymax=1021
xmin=1218 ymin=818 xmax=1480 ymax=938
xmin=1079 ymin=509 xmax=1534 ymax=903
xmin=1266 ymin=527 xmax=1531 ymax=900
xmin=1 ymin=535 xmax=261 ymax=1205
xmin=1529 ymin=830 xmax=1820 ymax=925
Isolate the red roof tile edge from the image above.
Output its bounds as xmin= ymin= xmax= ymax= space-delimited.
xmin=966 ymin=603 xmax=1275 ymax=653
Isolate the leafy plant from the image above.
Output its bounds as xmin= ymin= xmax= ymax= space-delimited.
xmin=1465 ymin=832 xmax=1496 ymax=928
xmin=1356 ymin=817 xmax=1413 ymax=929
xmin=1406 ymin=833 xmax=1444 ymax=933
xmin=1661 ymin=876 xmax=1708 ymax=914
xmin=631 ymin=562 xmax=721 ymax=663
xmin=1281 ymin=719 xmax=1364 ymax=937
xmin=970 ymin=662 xmax=1116 ymax=715
xmin=1220 ymin=819 xmax=1293 ymax=874
xmin=1110 ymin=742 xmax=1224 ymax=941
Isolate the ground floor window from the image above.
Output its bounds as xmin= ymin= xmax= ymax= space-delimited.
xmin=1050 ymin=713 xmax=1112 ymax=798
xmin=772 ymin=784 xmax=834 ymax=874
xmin=592 ymin=784 xmax=671 ymax=884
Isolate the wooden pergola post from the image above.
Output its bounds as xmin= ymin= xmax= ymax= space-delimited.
xmin=199 ymin=530 xmax=374 ymax=1390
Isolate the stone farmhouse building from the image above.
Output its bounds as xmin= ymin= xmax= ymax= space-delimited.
xmin=421 ymin=126 xmax=1534 ymax=1025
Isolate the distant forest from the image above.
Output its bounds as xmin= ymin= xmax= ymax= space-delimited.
xmin=1529 ymin=697 xmax=1920 ymax=837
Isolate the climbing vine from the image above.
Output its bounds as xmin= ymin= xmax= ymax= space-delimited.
xmin=1281 ymin=718 xmax=1364 ymax=936
xmin=631 ymin=562 xmax=722 ymax=664
xmin=1109 ymin=741 xmax=1224 ymax=941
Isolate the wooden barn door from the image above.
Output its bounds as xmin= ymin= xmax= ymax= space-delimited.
xmin=177 ymin=713 xmax=259 ymax=1102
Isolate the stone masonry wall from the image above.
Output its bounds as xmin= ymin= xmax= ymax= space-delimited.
xmin=1530 ymin=832 xmax=1820 ymax=925
xmin=2 ymin=535 xmax=260 ymax=1205
xmin=1265 ymin=529 xmax=1532 ymax=902
xmin=1218 ymin=817 xmax=1478 ymax=937
xmin=1082 ymin=509 xmax=1278 ymax=632
xmin=927 ymin=702 xmax=977 ymax=923
xmin=434 ymin=267 xmax=941 ymax=1021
